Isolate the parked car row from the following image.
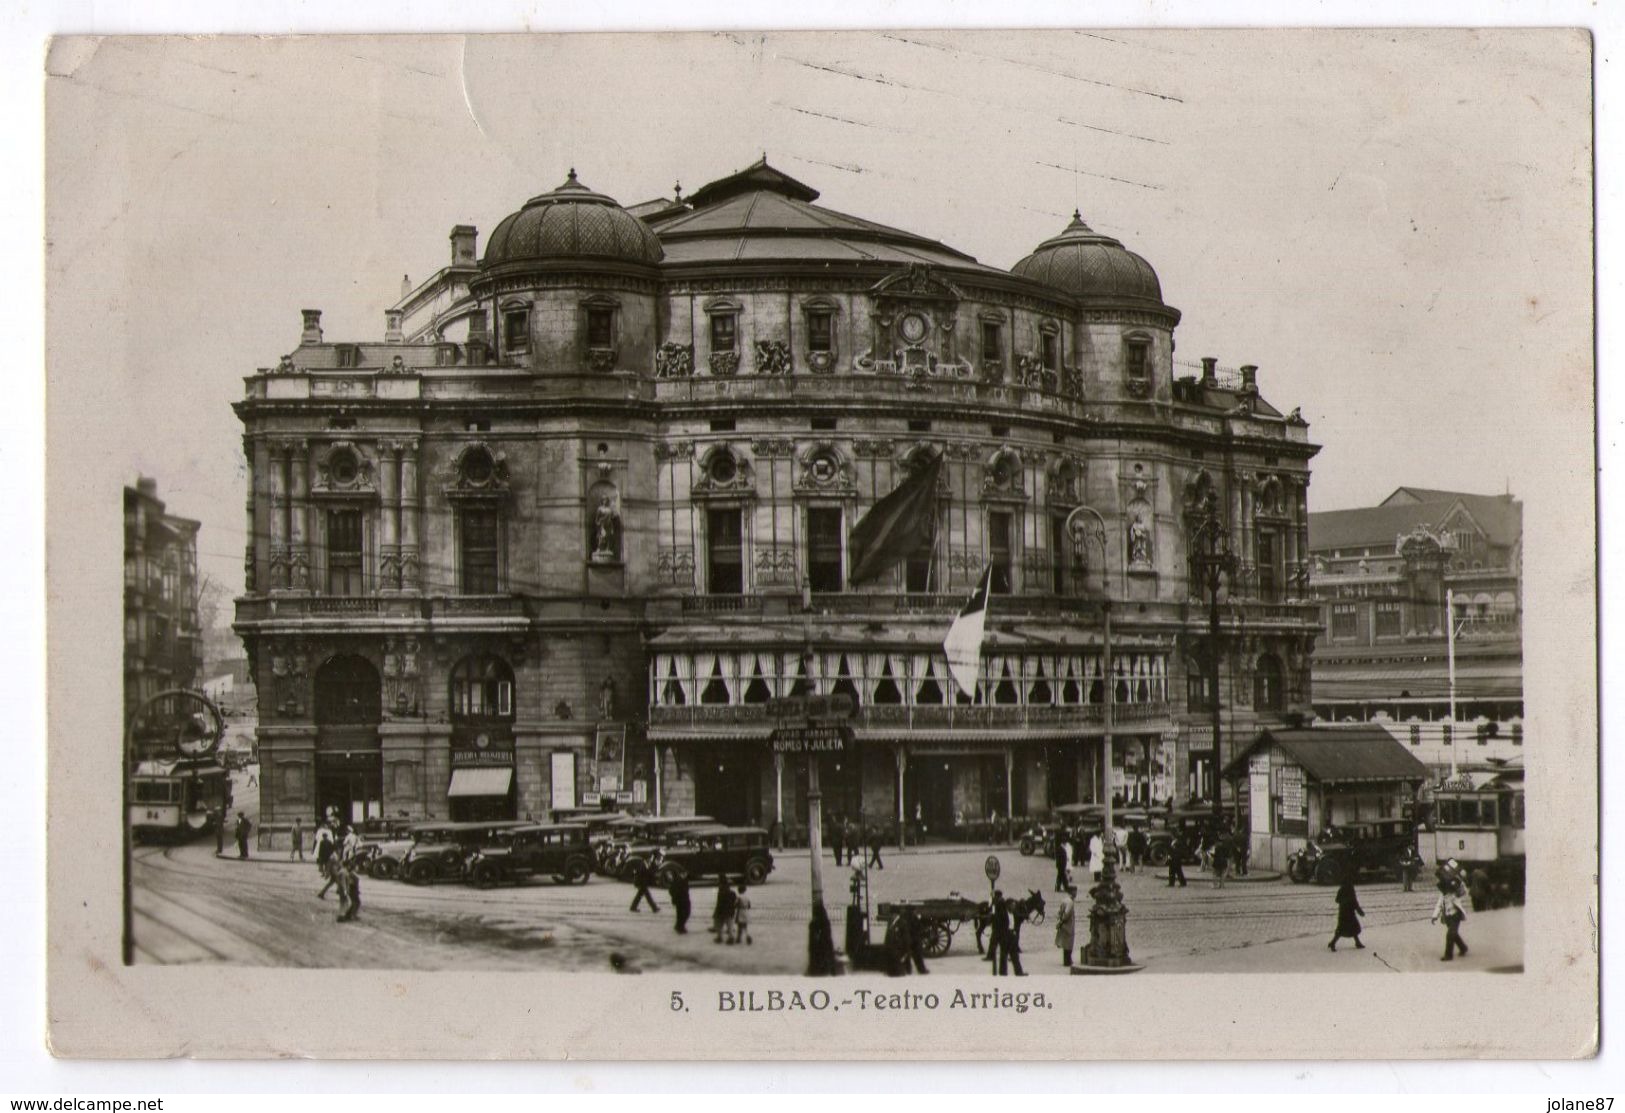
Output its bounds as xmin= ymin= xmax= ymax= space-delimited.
xmin=345 ymin=812 xmax=774 ymax=891
xmin=1017 ymin=804 xmax=1241 ymax=867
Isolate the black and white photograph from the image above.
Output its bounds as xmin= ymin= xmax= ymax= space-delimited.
xmin=42 ymin=27 xmax=1596 ymax=1060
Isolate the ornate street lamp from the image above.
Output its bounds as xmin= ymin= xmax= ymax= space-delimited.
xmin=1066 ymin=505 xmax=1135 ymax=971
xmin=1190 ymin=490 xmax=1238 ymax=828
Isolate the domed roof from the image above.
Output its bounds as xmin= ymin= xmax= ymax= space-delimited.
xmin=482 ymin=170 xmax=663 ymax=269
xmin=1011 ymin=211 xmax=1163 ymax=305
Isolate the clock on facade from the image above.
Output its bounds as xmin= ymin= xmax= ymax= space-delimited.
xmin=899 ymin=313 xmax=928 ymax=343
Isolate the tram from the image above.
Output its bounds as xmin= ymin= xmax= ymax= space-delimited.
xmin=1417 ymin=756 xmax=1525 ymax=904
xmin=131 ymin=757 xmax=233 ymax=841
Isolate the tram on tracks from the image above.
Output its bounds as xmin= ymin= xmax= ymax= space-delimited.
xmin=130 ymin=756 xmax=233 ymax=842
xmin=1417 ymin=756 xmax=1525 ymax=904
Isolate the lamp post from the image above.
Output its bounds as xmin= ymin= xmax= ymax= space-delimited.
xmin=1066 ymin=504 xmax=1133 ymax=970
xmin=1190 ymin=490 xmax=1238 ymax=828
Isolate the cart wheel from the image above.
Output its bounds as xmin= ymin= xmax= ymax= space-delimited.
xmin=920 ymin=921 xmax=953 ymax=958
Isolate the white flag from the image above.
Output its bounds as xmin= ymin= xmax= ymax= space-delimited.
xmin=943 ymin=566 xmax=994 ymax=699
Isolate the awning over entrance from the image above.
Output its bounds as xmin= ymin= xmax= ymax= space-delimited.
xmin=447 ymin=767 xmax=513 ymax=798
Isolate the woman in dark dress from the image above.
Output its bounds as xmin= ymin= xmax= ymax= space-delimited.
xmin=1328 ymin=879 xmax=1365 ymax=950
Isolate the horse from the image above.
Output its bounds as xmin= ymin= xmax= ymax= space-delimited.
xmin=973 ymin=889 xmax=1047 ymax=956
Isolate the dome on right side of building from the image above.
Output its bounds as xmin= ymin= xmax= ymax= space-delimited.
xmin=1011 ymin=211 xmax=1164 ymax=306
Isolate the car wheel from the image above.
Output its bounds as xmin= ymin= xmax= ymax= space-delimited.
xmin=471 ymin=863 xmax=499 ymax=890
xmin=1314 ymin=858 xmax=1343 ymax=886
xmin=1149 ymin=845 xmax=1170 ymax=867
xmin=1019 ymin=838 xmax=1035 ymax=857
xmin=920 ymin=921 xmax=952 ymax=958
xmin=745 ymin=858 xmax=770 ymax=885
xmin=407 ymin=859 xmax=437 ymax=885
xmin=371 ymin=858 xmax=398 ymax=881
xmin=655 ymin=864 xmax=680 ymax=888
xmin=564 ymin=858 xmax=591 ymax=885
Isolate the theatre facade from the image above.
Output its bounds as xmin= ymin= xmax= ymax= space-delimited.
xmin=233 ymin=159 xmax=1321 ymax=836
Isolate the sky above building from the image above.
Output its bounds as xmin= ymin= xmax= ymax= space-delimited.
xmin=46 ymin=30 xmax=1592 ymax=601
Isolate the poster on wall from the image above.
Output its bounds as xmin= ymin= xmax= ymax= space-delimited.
xmin=594 ymin=724 xmax=626 ymax=794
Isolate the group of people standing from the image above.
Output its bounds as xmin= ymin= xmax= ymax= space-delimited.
xmin=829 ymin=817 xmax=887 ymax=870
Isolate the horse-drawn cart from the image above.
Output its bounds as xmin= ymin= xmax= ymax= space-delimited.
xmin=876 ymin=895 xmax=986 ymax=958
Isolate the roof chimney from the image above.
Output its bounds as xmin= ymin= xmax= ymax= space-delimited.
xmin=136 ymin=476 xmax=158 ymax=499
xmin=450 ymin=225 xmax=478 ymax=266
xmin=385 ymin=309 xmax=404 ymax=343
xmin=1239 ymin=364 xmax=1258 ymax=393
xmin=300 ymin=309 xmax=323 ymax=346
xmin=1200 ymin=357 xmax=1217 ymax=387
xmin=401 ymin=274 xmax=412 ymax=298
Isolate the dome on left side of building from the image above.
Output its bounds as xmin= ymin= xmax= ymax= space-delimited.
xmin=482 ymin=169 xmax=664 ymax=268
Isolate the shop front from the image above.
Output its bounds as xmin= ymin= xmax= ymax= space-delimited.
xmin=447 ymin=735 xmax=516 ymax=821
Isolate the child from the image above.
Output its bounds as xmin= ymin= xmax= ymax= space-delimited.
xmin=734 ymin=881 xmax=752 ymax=945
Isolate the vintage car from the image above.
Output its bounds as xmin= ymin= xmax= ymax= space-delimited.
xmin=465 ymin=823 xmax=595 ymax=888
xmin=1017 ymin=803 xmax=1105 ymax=857
xmin=350 ymin=818 xmax=418 ymax=879
xmin=602 ymin=815 xmax=716 ymax=877
xmin=398 ymin=821 xmax=529 ymax=884
xmin=1142 ymin=808 xmax=1233 ymax=866
xmin=652 ymin=825 xmax=776 ymax=887
xmin=1288 ymin=818 xmax=1417 ymax=885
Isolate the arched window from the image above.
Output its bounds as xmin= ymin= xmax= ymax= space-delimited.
xmin=1254 ymin=653 xmax=1284 ymax=712
xmin=314 ymin=655 xmax=382 ymax=724
xmin=450 ymin=655 xmax=515 ymax=720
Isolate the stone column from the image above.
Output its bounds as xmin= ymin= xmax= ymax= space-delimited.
xmin=243 ymin=439 xmax=258 ymax=593
xmin=378 ymin=441 xmax=400 ymax=591
xmin=267 ymin=442 xmax=288 ymax=589
xmin=288 ymin=440 xmax=310 ymax=591
xmin=400 ymin=439 xmax=420 ymax=593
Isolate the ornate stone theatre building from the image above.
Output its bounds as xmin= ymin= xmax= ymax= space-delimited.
xmin=234 ymin=160 xmax=1321 ymax=834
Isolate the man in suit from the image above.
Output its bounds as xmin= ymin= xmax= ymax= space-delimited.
xmin=628 ymin=851 xmax=661 ymax=914
xmin=1166 ymin=833 xmax=1188 ymax=888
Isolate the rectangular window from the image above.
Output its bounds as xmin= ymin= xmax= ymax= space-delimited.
xmin=711 ymin=313 xmax=737 ymax=354
xmin=1409 ymin=724 xmax=1422 ymax=747
xmin=706 ymin=508 xmax=743 ymax=595
xmin=1187 ymin=658 xmax=1214 ymax=711
xmin=904 ymin=539 xmax=935 ymax=593
xmin=326 ymin=509 xmax=363 ymax=596
xmin=806 ymin=507 xmax=843 ymax=593
xmin=587 ymin=307 xmax=614 ymax=348
xmin=503 ymin=309 xmax=529 ymax=353
xmin=1041 ymin=331 xmax=1059 ymax=371
xmin=807 ymin=311 xmax=833 ymax=353
xmin=1257 ymin=531 xmax=1280 ymax=602
xmin=988 ymin=511 xmax=1013 ymax=594
xmin=1331 ymin=603 xmax=1357 ymax=640
xmin=125 ymin=616 xmax=138 ymax=645
xmin=980 ymin=321 xmax=1002 ymax=364
xmin=1375 ymin=601 xmax=1402 ymax=638
xmin=460 ymin=509 xmax=500 ymax=594
xmin=336 ymin=346 xmax=360 ymax=368
xmin=1124 ymin=340 xmax=1151 ymax=389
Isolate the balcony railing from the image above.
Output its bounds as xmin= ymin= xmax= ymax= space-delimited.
xmin=680 ymin=595 xmax=765 ymax=615
xmin=647 ymin=700 xmax=1171 ymax=731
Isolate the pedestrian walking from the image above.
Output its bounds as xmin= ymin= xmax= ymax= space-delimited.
xmin=214 ymin=808 xmax=226 ymax=857
xmin=315 ymin=820 xmax=339 ymax=900
xmin=668 ymin=871 xmax=691 ymax=934
xmin=1053 ymin=884 xmax=1077 ymax=968
xmin=1211 ymin=837 xmax=1230 ymax=888
xmin=336 ymin=824 xmax=363 ymax=922
xmin=867 ymin=825 xmax=884 ymax=870
xmin=831 ymin=817 xmax=846 ymax=867
xmin=628 ymin=852 xmax=661 ymax=913
xmin=1126 ymin=827 xmax=1147 ymax=874
xmin=713 ymin=877 xmax=737 ymax=943
xmin=1469 ymin=868 xmax=1492 ymax=913
xmin=289 ymin=816 xmax=305 ymax=861
xmin=1087 ymin=832 xmax=1104 ymax=882
xmin=1166 ymin=833 xmax=1188 ymax=887
xmin=985 ymin=890 xmax=1009 ymax=975
xmin=1231 ymin=831 xmax=1250 ymax=876
xmin=1397 ymin=845 xmax=1420 ymax=892
xmin=234 ymin=812 xmax=252 ymax=859
xmin=1328 ymin=879 xmax=1365 ymax=950
xmin=1431 ymin=880 xmax=1470 ymax=961
xmin=1053 ymin=837 xmax=1071 ymax=892
xmin=734 ymin=881 xmax=752 ymax=945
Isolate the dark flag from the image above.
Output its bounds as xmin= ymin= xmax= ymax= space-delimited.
xmin=847 ymin=448 xmax=944 ymax=585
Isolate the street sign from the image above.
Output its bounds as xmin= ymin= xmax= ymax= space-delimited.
xmin=769 ymin=724 xmax=851 ymax=754
xmin=984 ymin=855 xmax=1001 ymax=882
xmin=767 ymin=693 xmax=856 ymax=722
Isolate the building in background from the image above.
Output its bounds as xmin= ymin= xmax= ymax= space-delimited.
xmin=234 ymin=160 xmax=1322 ymax=833
xmin=1307 ymin=487 xmax=1523 ymax=777
xmin=124 ymin=477 xmax=202 ymax=757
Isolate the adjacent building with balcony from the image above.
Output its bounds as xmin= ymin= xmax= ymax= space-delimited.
xmin=125 ymin=477 xmax=202 ymax=757
xmin=1307 ymin=487 xmax=1523 ymax=776
xmin=233 ymin=159 xmax=1321 ymax=834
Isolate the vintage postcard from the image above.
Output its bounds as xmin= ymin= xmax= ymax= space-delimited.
xmin=44 ymin=29 xmax=1597 ymax=1059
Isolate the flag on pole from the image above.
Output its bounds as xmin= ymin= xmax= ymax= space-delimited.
xmin=943 ymin=565 xmax=994 ymax=699
xmin=847 ymin=448 xmax=944 ymax=585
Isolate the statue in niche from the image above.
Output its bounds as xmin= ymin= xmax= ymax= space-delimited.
xmin=599 ymin=677 xmax=617 ymax=721
xmin=592 ymin=494 xmax=622 ymax=561
xmin=1128 ymin=506 xmax=1154 ymax=568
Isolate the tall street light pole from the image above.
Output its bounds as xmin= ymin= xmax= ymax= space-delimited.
xmin=1067 ymin=504 xmax=1134 ymax=970
xmin=1191 ymin=491 xmax=1237 ymax=828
